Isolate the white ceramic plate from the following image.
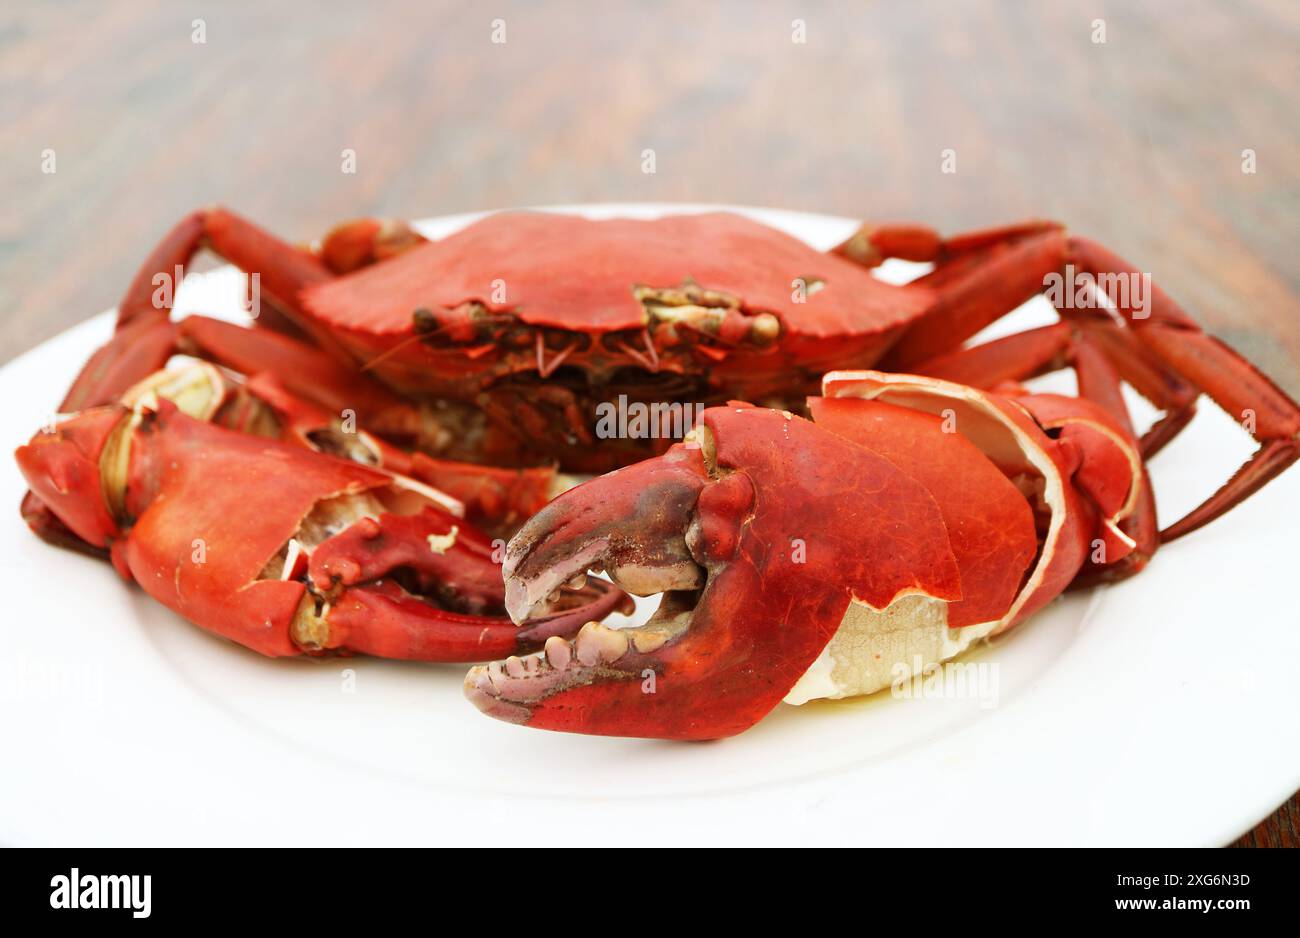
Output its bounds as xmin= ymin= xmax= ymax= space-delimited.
xmin=2 ymin=204 xmax=1297 ymax=846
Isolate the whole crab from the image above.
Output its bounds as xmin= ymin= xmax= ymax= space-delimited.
xmin=15 ymin=207 xmax=1300 ymax=736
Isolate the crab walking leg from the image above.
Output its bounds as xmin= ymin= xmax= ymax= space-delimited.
xmin=878 ymin=271 xmax=1199 ymax=461
xmin=117 ymin=208 xmax=334 ymax=329
xmin=63 ymin=209 xmax=335 ymax=413
xmin=876 ymin=228 xmax=1072 ymax=369
xmin=16 ymin=400 xmax=627 ymax=662
xmin=177 ymin=315 xmax=431 ymax=443
xmin=63 ymin=208 xmax=432 ymax=414
xmin=841 ymin=219 xmax=1300 ymax=542
xmin=113 ymin=211 xmax=210 ymax=328
xmin=908 ymin=322 xmax=1075 ymax=389
xmin=1072 ymin=319 xmax=1199 ymax=460
xmin=909 ymin=321 xmax=1140 ymax=433
xmin=832 ymin=219 xmax=1062 ymax=269
xmin=61 ymin=315 xmax=182 ymax=414
xmin=915 ymin=319 xmax=1200 ymax=461
xmin=1066 ymin=238 xmax=1300 ymax=540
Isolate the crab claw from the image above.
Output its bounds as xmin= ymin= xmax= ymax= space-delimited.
xmin=16 ymin=406 xmax=132 ymax=549
xmin=299 ymin=505 xmax=631 ymax=660
xmin=16 ymin=399 xmax=628 ymax=663
xmin=466 ymin=404 xmax=963 ymax=740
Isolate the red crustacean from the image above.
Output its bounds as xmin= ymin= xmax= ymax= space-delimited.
xmin=14 ymin=207 xmax=1300 ymax=734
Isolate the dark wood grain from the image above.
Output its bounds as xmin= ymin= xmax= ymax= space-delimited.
xmin=2 ymin=0 xmax=1296 ymax=845
xmin=1231 ymin=793 xmax=1298 ymax=848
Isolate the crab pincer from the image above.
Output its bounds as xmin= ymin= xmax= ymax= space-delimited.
xmin=465 ymin=402 xmax=967 ymax=739
xmin=16 ymin=399 xmax=629 ymax=662
xmin=466 ymin=373 xmax=1152 ymax=740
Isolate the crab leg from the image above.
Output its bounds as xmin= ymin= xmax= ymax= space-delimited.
xmin=840 ymin=219 xmax=1300 ymax=542
xmin=833 ymin=219 xmax=1060 ymax=269
xmin=113 ymin=209 xmax=332 ymax=327
xmin=316 ymin=218 xmax=427 ymax=275
xmin=177 ymin=315 xmax=431 ymax=444
xmin=59 ymin=314 xmax=181 ymax=415
xmin=1067 ymin=238 xmax=1300 ymax=540
xmin=911 ymin=319 xmax=1200 ymax=461
xmin=61 ymin=208 xmax=326 ymax=412
xmin=1072 ymin=319 xmax=1198 ymax=459
xmin=16 ymin=399 xmax=626 ymax=662
xmin=907 ymin=321 xmax=1074 ymax=389
xmin=874 ymin=228 xmax=1072 ymax=369
xmin=65 ymin=207 xmax=433 ymax=414
xmin=37 ymin=211 xmax=414 ymax=549
xmin=113 ymin=212 xmax=207 ymax=328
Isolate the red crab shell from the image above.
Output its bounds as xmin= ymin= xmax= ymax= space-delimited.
xmin=297 ymin=211 xmax=933 ymax=404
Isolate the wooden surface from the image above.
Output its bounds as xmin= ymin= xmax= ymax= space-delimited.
xmin=2 ymin=1 xmax=1296 ymax=845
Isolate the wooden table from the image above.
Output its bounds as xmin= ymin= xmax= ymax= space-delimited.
xmin=2 ymin=1 xmax=1295 ymax=846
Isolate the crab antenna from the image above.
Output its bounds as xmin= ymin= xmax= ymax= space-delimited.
xmin=359 ymin=333 xmax=429 ymax=372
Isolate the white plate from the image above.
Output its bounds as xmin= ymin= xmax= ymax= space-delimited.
xmin=2 ymin=204 xmax=1297 ymax=846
